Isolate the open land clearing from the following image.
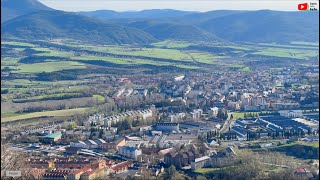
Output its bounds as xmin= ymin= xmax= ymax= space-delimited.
xmin=1 ymin=108 xmax=89 ymax=123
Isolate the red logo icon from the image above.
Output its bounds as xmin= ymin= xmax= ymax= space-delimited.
xmin=298 ymin=3 xmax=308 ymax=10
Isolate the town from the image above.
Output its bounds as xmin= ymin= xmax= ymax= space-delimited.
xmin=2 ymin=66 xmax=319 ymax=180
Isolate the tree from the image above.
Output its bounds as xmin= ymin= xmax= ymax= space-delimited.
xmin=1 ymin=144 xmax=33 ymax=179
xmin=168 ymin=165 xmax=176 ymax=177
xmin=67 ymin=122 xmax=77 ymax=130
xmin=307 ymin=128 xmax=312 ymax=135
xmin=98 ymin=129 xmax=104 ymax=139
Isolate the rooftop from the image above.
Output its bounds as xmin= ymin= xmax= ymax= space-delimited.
xmin=44 ymin=132 xmax=62 ymax=139
xmin=194 ymin=156 xmax=210 ymax=163
xmin=156 ymin=123 xmax=179 ymax=126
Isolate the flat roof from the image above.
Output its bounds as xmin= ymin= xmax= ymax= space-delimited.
xmin=44 ymin=132 xmax=62 ymax=139
xmin=194 ymin=156 xmax=210 ymax=163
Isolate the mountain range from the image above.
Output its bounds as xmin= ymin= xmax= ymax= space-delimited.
xmin=1 ymin=0 xmax=52 ymax=23
xmin=2 ymin=10 xmax=156 ymax=44
xmin=1 ymin=0 xmax=319 ymax=44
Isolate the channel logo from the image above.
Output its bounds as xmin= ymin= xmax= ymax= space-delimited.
xmin=298 ymin=2 xmax=318 ymax=11
xmin=298 ymin=3 xmax=308 ymax=10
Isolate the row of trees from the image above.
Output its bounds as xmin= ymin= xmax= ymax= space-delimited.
xmin=243 ymin=112 xmax=258 ymax=118
xmin=246 ymin=128 xmax=314 ymax=141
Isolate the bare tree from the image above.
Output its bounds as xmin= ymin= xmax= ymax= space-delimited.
xmin=1 ymin=144 xmax=33 ymax=179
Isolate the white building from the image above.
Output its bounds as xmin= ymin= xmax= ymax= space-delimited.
xmin=191 ymin=109 xmax=203 ymax=120
xmin=209 ymin=107 xmax=219 ymax=117
xmin=155 ymin=123 xmax=179 ymax=132
xmin=170 ymin=113 xmax=186 ymax=122
xmin=104 ymin=108 xmax=154 ymax=127
xmin=118 ymin=146 xmax=142 ymax=160
xmin=174 ymin=75 xmax=185 ymax=81
xmin=279 ymin=110 xmax=303 ymax=118
xmin=88 ymin=114 xmax=104 ymax=125
xmin=70 ymin=139 xmax=104 ymax=149
xmin=191 ymin=156 xmax=211 ymax=170
xmin=70 ymin=141 xmax=89 ymax=149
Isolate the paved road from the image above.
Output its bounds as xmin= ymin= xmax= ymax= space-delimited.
xmin=219 ymin=112 xmax=236 ymax=134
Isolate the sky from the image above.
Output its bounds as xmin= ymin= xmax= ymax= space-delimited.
xmin=39 ymin=0 xmax=318 ymax=12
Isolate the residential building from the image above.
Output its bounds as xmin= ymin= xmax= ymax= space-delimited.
xmin=109 ymin=161 xmax=132 ymax=174
xmin=118 ymin=146 xmax=142 ymax=160
xmin=100 ymin=137 xmax=126 ymax=151
xmin=279 ymin=110 xmax=303 ymax=118
xmin=209 ymin=107 xmax=219 ymax=117
xmin=29 ymin=159 xmax=54 ymax=169
xmin=164 ymin=145 xmax=200 ymax=168
xmin=154 ymin=123 xmax=179 ymax=132
xmin=191 ymin=156 xmax=211 ymax=170
xmin=170 ymin=113 xmax=186 ymax=122
xmin=40 ymin=132 xmax=62 ymax=144
xmin=191 ymin=109 xmax=203 ymax=120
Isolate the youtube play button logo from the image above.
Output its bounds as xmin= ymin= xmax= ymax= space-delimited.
xmin=298 ymin=3 xmax=308 ymax=10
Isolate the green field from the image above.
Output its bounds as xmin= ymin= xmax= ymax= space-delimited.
xmin=13 ymin=93 xmax=85 ymax=103
xmin=1 ymin=41 xmax=36 ymax=47
xmin=194 ymin=168 xmax=221 ymax=174
xmin=1 ymin=57 xmax=24 ymax=65
xmin=186 ymin=51 xmax=222 ymax=64
xmin=33 ymin=47 xmax=75 ymax=57
xmin=1 ymin=108 xmax=89 ymax=123
xmin=14 ymin=61 xmax=86 ymax=73
xmin=194 ymin=166 xmax=235 ymax=174
xmin=232 ymin=111 xmax=270 ymax=119
xmin=92 ymin=94 xmax=105 ymax=102
xmin=257 ymin=43 xmax=319 ymax=50
xmin=274 ymin=141 xmax=319 ymax=149
xmin=1 ymin=111 xmax=23 ymax=118
xmin=71 ymin=54 xmax=205 ymax=69
xmin=290 ymin=41 xmax=319 ymax=46
xmin=306 ymin=142 xmax=319 ymax=148
xmin=3 ymin=39 xmax=318 ymax=74
xmin=241 ymin=67 xmax=251 ymax=72
xmin=84 ymin=46 xmax=194 ymax=61
xmin=276 ymin=141 xmax=299 ymax=148
xmin=271 ymin=141 xmax=319 ymax=159
xmin=252 ymin=48 xmax=318 ymax=59
xmin=152 ymin=40 xmax=194 ymax=48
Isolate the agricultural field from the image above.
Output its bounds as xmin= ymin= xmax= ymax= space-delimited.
xmin=251 ymin=48 xmax=318 ymax=59
xmin=1 ymin=41 xmax=36 ymax=47
xmin=290 ymin=41 xmax=319 ymax=46
xmin=33 ymin=47 xmax=75 ymax=57
xmin=14 ymin=61 xmax=86 ymax=73
xmin=92 ymin=95 xmax=105 ymax=103
xmin=1 ymin=108 xmax=89 ymax=123
xmin=152 ymin=40 xmax=194 ymax=48
xmin=257 ymin=43 xmax=319 ymax=50
xmin=85 ymin=46 xmax=197 ymax=62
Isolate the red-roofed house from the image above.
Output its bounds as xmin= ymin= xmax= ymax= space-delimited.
xmin=109 ymin=161 xmax=132 ymax=174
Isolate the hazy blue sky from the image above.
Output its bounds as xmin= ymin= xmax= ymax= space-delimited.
xmin=39 ymin=0 xmax=315 ymax=12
